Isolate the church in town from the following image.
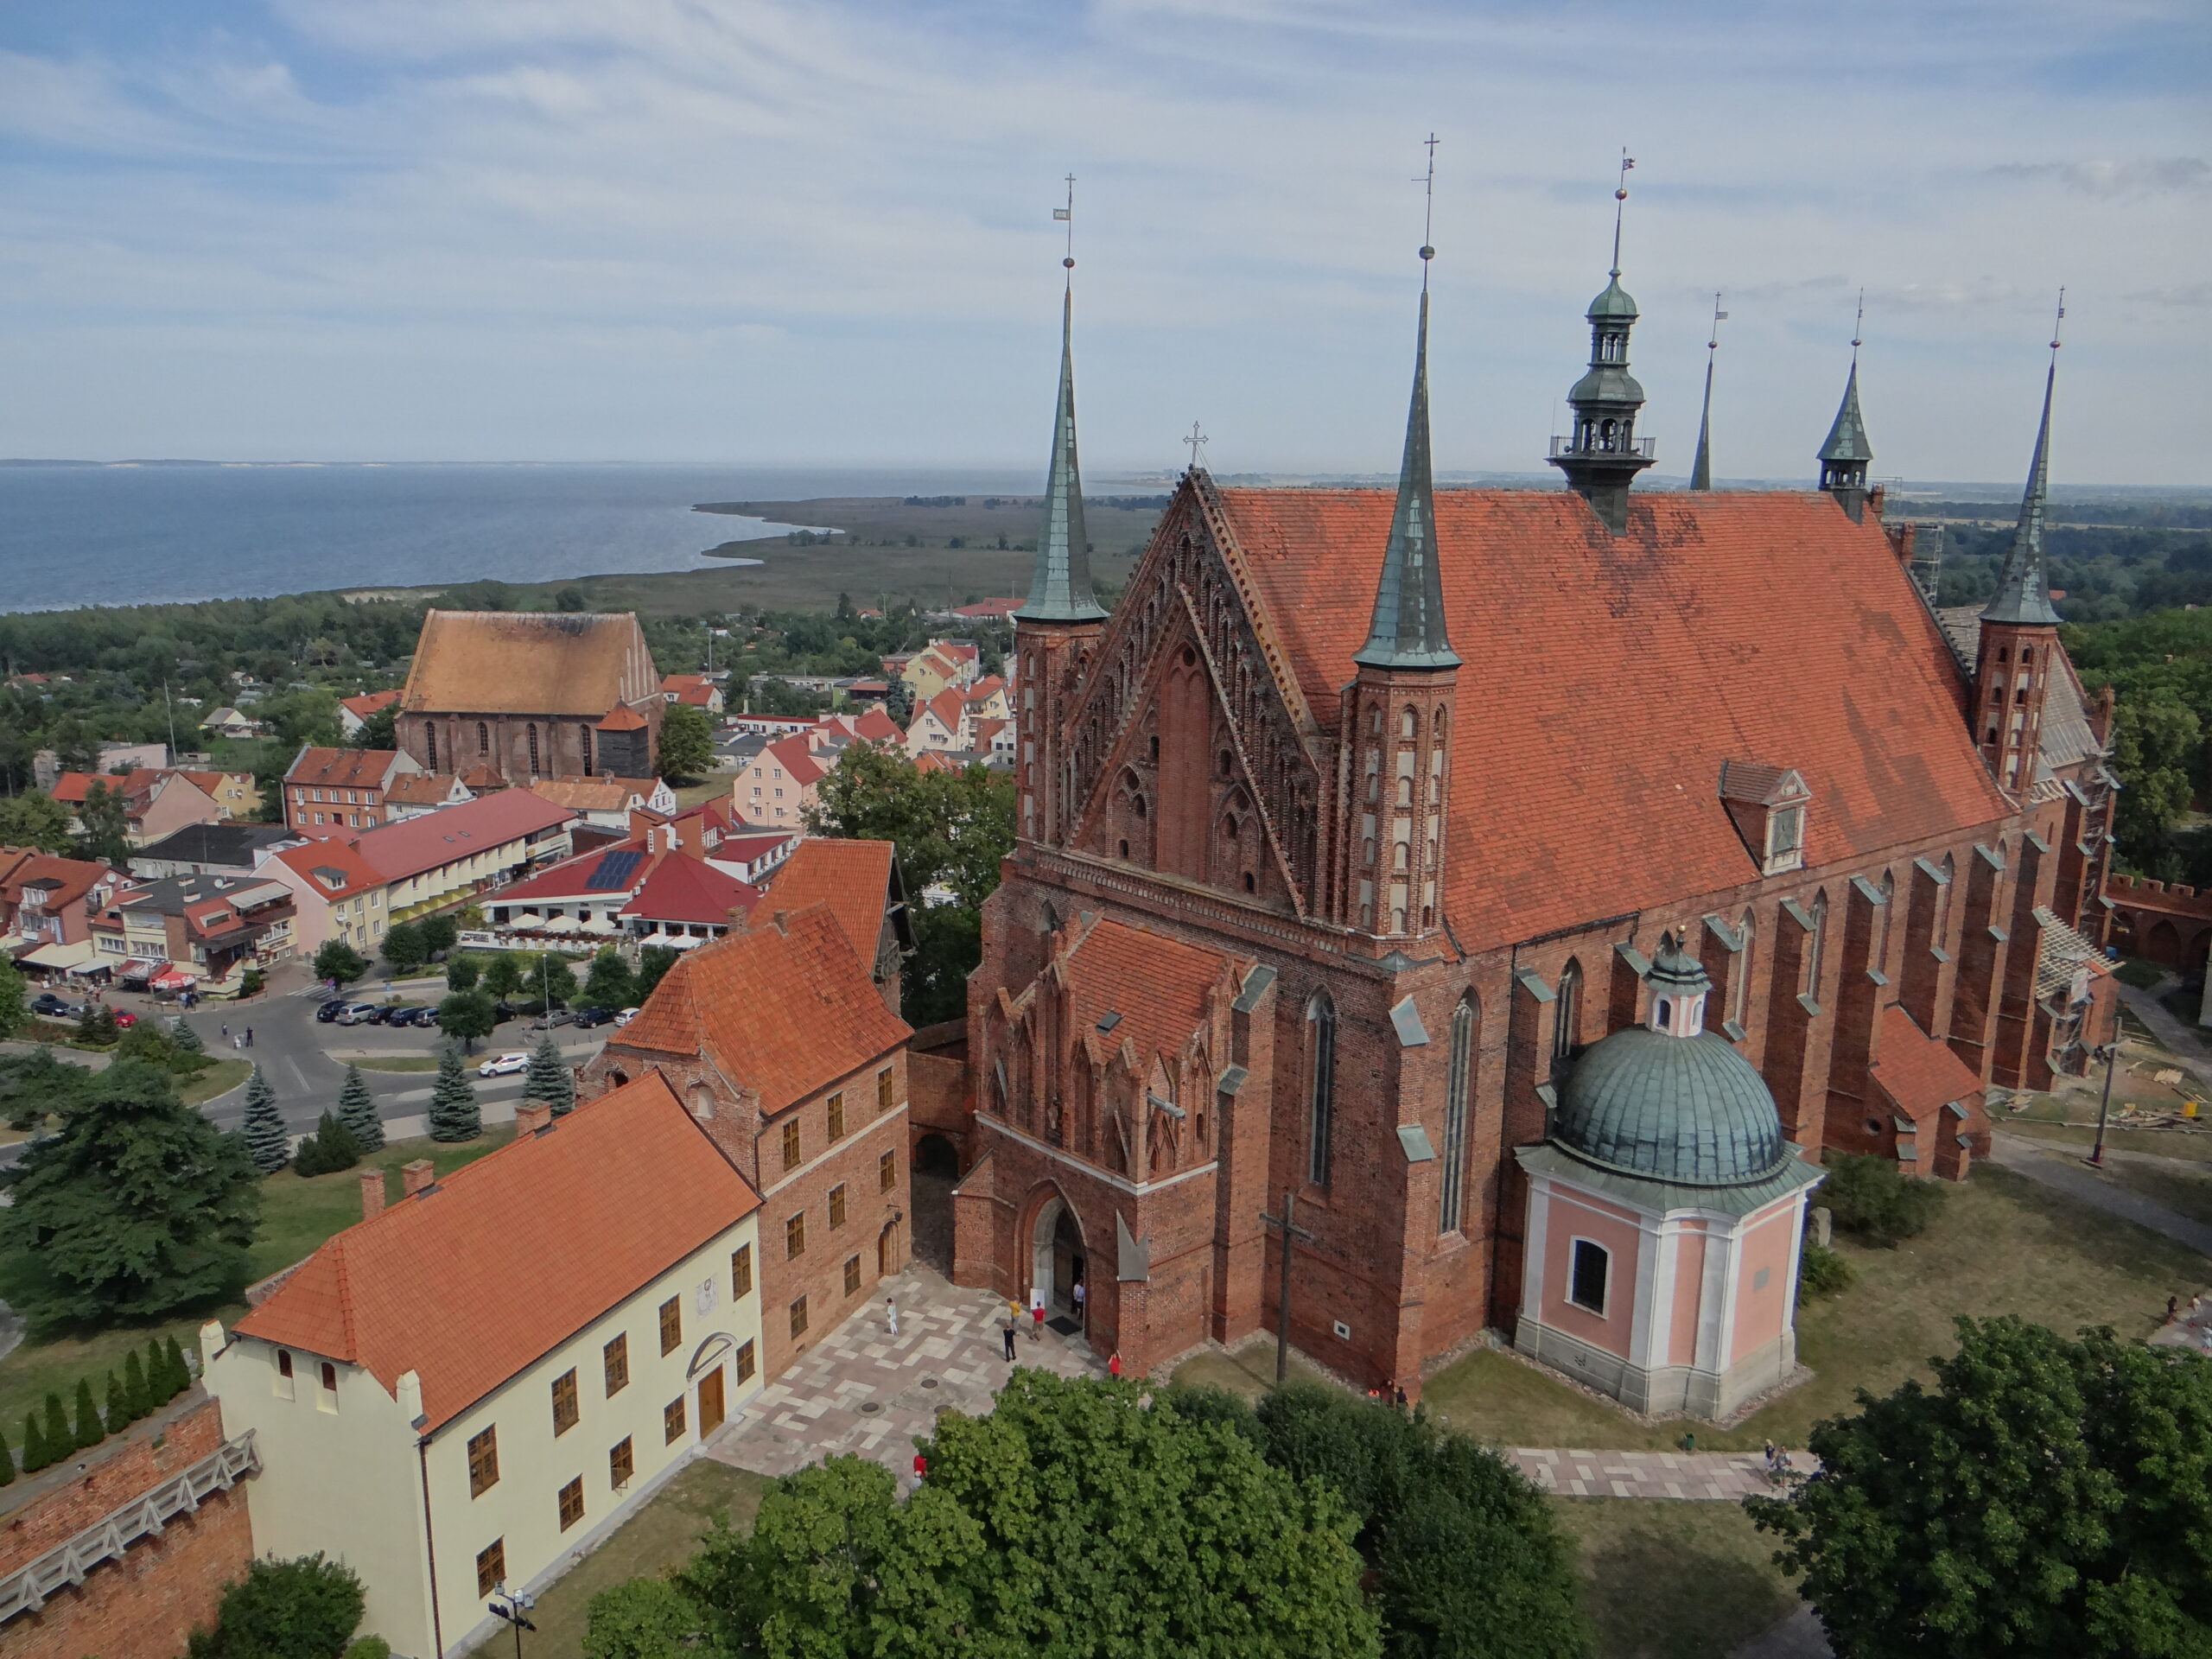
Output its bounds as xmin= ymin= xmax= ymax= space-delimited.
xmin=944 ymin=203 xmax=2119 ymax=1413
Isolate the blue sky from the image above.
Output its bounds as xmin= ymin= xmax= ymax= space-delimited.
xmin=0 ymin=0 xmax=2204 ymax=483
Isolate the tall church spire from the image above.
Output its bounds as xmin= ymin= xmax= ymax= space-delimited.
xmin=1548 ymin=152 xmax=1656 ymax=534
xmin=1018 ymin=178 xmax=1105 ymax=625
xmin=1689 ymin=293 xmax=1725 ymax=492
xmin=1981 ymin=298 xmax=2065 ymax=627
xmin=1817 ymin=294 xmax=1873 ymax=521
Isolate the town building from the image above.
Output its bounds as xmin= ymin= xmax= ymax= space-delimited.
xmin=177 ymin=769 xmax=264 ymax=822
xmin=261 ymin=837 xmax=391 ymax=961
xmin=944 ymin=231 xmax=2116 ymax=1405
xmin=660 ymin=673 xmax=727 ymax=714
xmin=383 ymin=771 xmax=483 ymax=819
xmin=350 ymin=789 xmax=575 ymax=923
xmin=524 ymin=775 xmax=677 ymax=831
xmin=905 ymin=689 xmax=969 ymax=757
xmin=130 ymin=823 xmax=303 ymax=881
xmin=337 ymin=689 xmax=401 ymax=739
xmin=582 ymin=904 xmax=913 ymax=1382
xmin=207 ymin=1075 xmax=765 ymax=1659
xmin=0 ymin=849 xmax=130 ymax=981
xmin=896 ymin=641 xmax=979 ymax=705
xmin=734 ymin=734 xmax=825 ymax=828
xmin=92 ymin=873 xmax=296 ymax=995
xmin=50 ymin=770 xmax=225 ymax=848
xmin=281 ymin=747 xmax=423 ymax=834
xmin=397 ymin=611 xmax=664 ymax=785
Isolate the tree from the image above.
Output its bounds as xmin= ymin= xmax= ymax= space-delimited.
xmin=349 ymin=702 xmax=397 ymax=751
xmin=0 ymin=790 xmax=73 ymax=855
xmin=2109 ymin=695 xmax=2201 ymax=867
xmin=124 ymin=1347 xmax=150 ymax=1420
xmin=312 ymin=939 xmax=367 ymax=989
xmin=19 ymin=1412 xmax=47 ymax=1475
xmin=336 ymin=1064 xmax=383 ymax=1154
xmin=378 ymin=920 xmax=427 ymax=976
xmin=1749 ymin=1317 xmax=2212 ymax=1656
xmin=171 ymin=1014 xmax=205 ymax=1056
xmin=657 ymin=703 xmax=714 ymax=782
xmin=1816 ymin=1154 xmax=1945 ymax=1247
xmin=162 ymin=1333 xmax=191 ymax=1400
xmin=531 ymin=952 xmax=577 ymax=1011
xmin=0 ymin=1045 xmax=89 ymax=1131
xmin=582 ymin=946 xmax=636 ymax=1011
xmin=635 ymin=944 xmax=679 ymax=1004
xmin=435 ymin=989 xmax=497 ymax=1051
xmin=104 ymin=1369 xmax=129 ymax=1433
xmin=526 ymin=1033 xmax=575 ymax=1116
xmin=480 ymin=951 xmax=524 ymax=1001
xmin=0 ymin=957 xmax=23 ymax=1041
xmin=241 ymin=1065 xmax=290 ymax=1174
xmin=186 ymin=1552 xmax=365 ymax=1659
xmin=291 ymin=1111 xmax=362 ymax=1178
xmin=678 ymin=1370 xmax=1380 ymax=1658
xmin=0 ymin=1058 xmax=260 ymax=1331
xmin=583 ymin=1579 xmax=701 ymax=1659
xmin=418 ymin=912 xmax=458 ymax=957
xmin=72 ymin=1376 xmax=103 ymax=1449
xmin=41 ymin=1393 xmax=67 ymax=1459
xmin=73 ymin=779 xmax=131 ymax=867
xmin=443 ymin=952 xmax=480 ymax=993
xmin=427 ymin=1043 xmax=480 ymax=1142
xmin=0 ymin=1420 xmax=11 ymax=1486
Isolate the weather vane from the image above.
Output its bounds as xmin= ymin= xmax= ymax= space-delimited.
xmin=1414 ymin=132 xmax=1439 ymax=283
xmin=1708 ymin=292 xmax=1728 ymax=353
xmin=2051 ymin=286 xmax=2066 ymax=352
xmin=1184 ymin=422 xmax=1207 ymax=470
xmin=1054 ymin=174 xmax=1074 ymax=272
xmin=1611 ymin=148 xmax=1635 ymax=276
xmin=1852 ymin=288 xmax=1865 ymax=359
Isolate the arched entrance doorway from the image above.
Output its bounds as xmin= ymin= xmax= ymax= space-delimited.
xmin=1029 ymin=1194 xmax=1087 ymax=1319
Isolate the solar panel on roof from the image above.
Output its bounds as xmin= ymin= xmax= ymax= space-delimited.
xmin=588 ymin=849 xmax=644 ymax=889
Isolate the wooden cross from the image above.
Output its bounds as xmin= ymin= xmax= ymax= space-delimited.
xmin=1260 ymin=1189 xmax=1314 ymax=1383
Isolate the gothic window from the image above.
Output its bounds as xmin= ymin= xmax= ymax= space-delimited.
xmin=1729 ymin=909 xmax=1756 ymax=1032
xmin=1363 ymin=836 xmax=1376 ymax=867
xmin=1936 ymin=855 xmax=1956 ymax=948
xmin=1803 ymin=891 xmax=1828 ymax=999
xmin=1440 ymin=995 xmax=1476 ymax=1234
xmin=1393 ymin=840 xmax=1410 ymax=870
xmin=1400 ymin=707 xmax=1417 ymax=739
xmin=1218 ymin=748 xmax=1234 ymax=778
xmin=1306 ymin=993 xmax=1336 ymax=1188
xmin=1875 ymin=868 xmax=1895 ymax=970
xmin=424 ymin=722 xmax=437 ymax=771
xmin=476 ymin=721 xmax=489 ymax=756
xmin=1554 ymin=959 xmax=1583 ymax=1062
xmin=1396 ymin=776 xmax=1414 ymax=807
xmin=582 ymin=724 xmax=594 ymax=775
xmin=527 ymin=722 xmax=540 ymax=775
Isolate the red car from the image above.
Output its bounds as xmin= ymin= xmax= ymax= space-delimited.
xmin=111 ymin=1009 xmax=137 ymax=1028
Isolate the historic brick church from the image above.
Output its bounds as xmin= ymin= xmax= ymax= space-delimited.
xmin=947 ymin=218 xmax=2117 ymax=1402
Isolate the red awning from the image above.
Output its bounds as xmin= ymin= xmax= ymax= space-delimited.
xmin=149 ymin=967 xmax=199 ymax=989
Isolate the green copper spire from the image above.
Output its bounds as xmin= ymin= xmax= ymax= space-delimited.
xmin=1818 ymin=297 xmax=1874 ymax=521
xmin=1018 ymin=227 xmax=1105 ymax=625
xmin=1690 ymin=293 xmax=1724 ymax=492
xmin=1355 ymin=283 xmax=1458 ymax=669
xmin=1982 ymin=303 xmax=2066 ymax=627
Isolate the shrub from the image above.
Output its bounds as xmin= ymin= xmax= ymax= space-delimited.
xmin=187 ymin=1553 xmax=365 ymax=1659
xmin=340 ymin=1640 xmax=391 ymax=1659
xmin=1798 ymin=1240 xmax=1854 ymax=1300
xmin=104 ymin=1369 xmax=130 ymax=1434
xmin=583 ymin=1578 xmax=701 ymax=1659
xmin=291 ymin=1111 xmax=362 ymax=1178
xmin=167 ymin=1334 xmax=194 ymax=1396
xmin=240 ymin=969 xmax=266 ymax=998
xmin=72 ymin=1376 xmax=103 ymax=1449
xmin=41 ymin=1393 xmax=67 ymax=1459
xmin=1819 ymin=1153 xmax=1945 ymax=1246
xmin=124 ymin=1348 xmax=150 ymax=1419
xmin=0 ymin=1420 xmax=11 ymax=1485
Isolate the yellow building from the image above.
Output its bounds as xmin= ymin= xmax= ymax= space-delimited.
xmin=204 ymin=1076 xmax=763 ymax=1657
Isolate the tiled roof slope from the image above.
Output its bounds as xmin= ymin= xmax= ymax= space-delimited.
xmin=352 ymin=788 xmax=572 ymax=881
xmin=1061 ymin=915 xmax=1244 ymax=1073
xmin=618 ymin=905 xmax=911 ymax=1109
xmin=764 ymin=838 xmax=895 ymax=963
xmin=285 ymin=747 xmax=404 ymax=791
xmin=233 ymin=1072 xmax=758 ymax=1431
xmin=1222 ymin=488 xmax=2013 ymax=951
xmin=400 ymin=610 xmax=653 ymax=719
xmin=623 ymin=853 xmax=761 ymax=926
xmin=1868 ymin=1002 xmax=1983 ymax=1114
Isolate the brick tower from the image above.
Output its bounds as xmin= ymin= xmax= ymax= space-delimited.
xmin=1974 ymin=313 xmax=2066 ymax=794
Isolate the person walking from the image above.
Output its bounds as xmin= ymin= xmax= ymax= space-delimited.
xmin=220 ymin=1022 xmax=229 ymax=1042
xmin=1029 ymin=1287 xmax=1045 ymax=1343
xmin=886 ymin=1298 xmax=899 ymax=1337
xmin=245 ymin=1027 xmax=253 ymax=1047
xmin=1071 ymin=1278 xmax=1086 ymax=1332
xmin=912 ymin=1451 xmax=926 ymax=1483
xmin=1001 ymin=1308 xmax=1020 ymax=1362
xmin=1108 ymin=1351 xmax=1122 ymax=1379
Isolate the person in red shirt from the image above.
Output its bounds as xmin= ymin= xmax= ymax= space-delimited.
xmin=912 ymin=1451 xmax=926 ymax=1481
xmin=1107 ymin=1351 xmax=1122 ymax=1379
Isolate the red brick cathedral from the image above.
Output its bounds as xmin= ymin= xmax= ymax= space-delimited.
xmin=948 ymin=232 xmax=2116 ymax=1397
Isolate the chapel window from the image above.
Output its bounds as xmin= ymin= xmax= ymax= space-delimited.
xmin=1729 ymin=909 xmax=1756 ymax=1033
xmin=1440 ymin=995 xmax=1476 ymax=1236
xmin=1568 ymin=1240 xmax=1609 ymax=1314
xmin=1554 ymin=959 xmax=1583 ymax=1063
xmin=477 ymin=721 xmax=489 ymax=756
xmin=1306 ymin=993 xmax=1336 ymax=1188
xmin=1804 ymin=891 xmax=1828 ymax=999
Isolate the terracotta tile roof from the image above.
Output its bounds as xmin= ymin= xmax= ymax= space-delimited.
xmin=1059 ymin=916 xmax=1245 ymax=1074
xmin=763 ymin=838 xmax=895 ymax=963
xmin=50 ymin=770 xmax=155 ymax=808
xmin=849 ymin=708 xmax=903 ymax=746
xmin=352 ymin=789 xmax=574 ymax=882
xmin=622 ymin=852 xmax=761 ymax=926
xmin=1868 ymin=1002 xmax=1983 ymax=1116
xmin=765 ymin=734 xmax=826 ymax=787
xmin=340 ymin=690 xmax=401 ymax=720
xmin=616 ymin=905 xmax=911 ymax=1110
xmin=285 ymin=747 xmax=406 ymax=791
xmin=400 ymin=610 xmax=657 ymax=720
xmin=384 ymin=772 xmax=467 ymax=807
xmin=270 ymin=838 xmax=385 ymax=901
xmin=598 ymin=704 xmax=649 ymax=731
xmin=912 ymin=752 xmax=961 ymax=773
xmin=1221 ymin=488 xmax=2014 ymax=952
xmin=0 ymin=849 xmax=118 ymax=914
xmin=919 ymin=689 xmax=965 ymax=733
xmin=232 ymin=1072 xmax=759 ymax=1431
xmin=526 ymin=776 xmax=660 ymax=813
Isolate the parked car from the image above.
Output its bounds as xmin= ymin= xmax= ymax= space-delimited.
xmin=315 ymin=998 xmax=349 ymax=1023
xmin=570 ymin=1005 xmax=616 ymax=1029
xmin=334 ymin=1002 xmax=380 ymax=1026
xmin=29 ymin=993 xmax=79 ymax=1019
xmin=111 ymin=1010 xmax=137 ymax=1028
xmin=528 ymin=1008 xmax=576 ymax=1032
xmin=477 ymin=1052 xmax=529 ymax=1078
xmin=613 ymin=1007 xmax=641 ymax=1027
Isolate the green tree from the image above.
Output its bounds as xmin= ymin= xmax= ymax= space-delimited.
xmin=312 ymin=938 xmax=367 ymax=989
xmin=582 ymin=1579 xmax=701 ymax=1659
xmin=2109 ymin=695 xmax=2201 ymax=868
xmin=104 ymin=1369 xmax=129 ymax=1433
xmin=0 ymin=1419 xmax=11 ymax=1485
xmin=443 ymin=952 xmax=480 ymax=993
xmin=480 ymin=951 xmax=524 ymax=1001
xmin=186 ymin=1552 xmax=365 ymax=1659
xmin=0 ymin=1045 xmax=89 ymax=1131
xmin=72 ymin=1376 xmax=103 ymax=1449
xmin=336 ymin=1063 xmax=384 ymax=1154
xmin=73 ymin=779 xmax=132 ymax=867
xmin=526 ymin=1033 xmax=575 ymax=1116
xmin=0 ymin=790 xmax=73 ymax=855
xmin=291 ymin=1110 xmax=362 ymax=1178
xmin=1749 ymin=1317 xmax=2212 ymax=1656
xmin=41 ymin=1393 xmax=67 ymax=1459
xmin=241 ymin=1064 xmax=290 ymax=1174
xmin=124 ymin=1347 xmax=150 ymax=1419
xmin=171 ymin=1014 xmax=206 ymax=1056
xmin=435 ymin=989 xmax=497 ymax=1051
xmin=582 ymin=946 xmax=636 ymax=1011
xmin=162 ymin=1334 xmax=190 ymax=1399
xmin=658 ymin=702 xmax=714 ymax=782
xmin=379 ymin=919 xmax=428 ymax=976
xmin=0 ymin=957 xmax=24 ymax=1041
xmin=419 ymin=912 xmax=458 ymax=957
xmin=1816 ymin=1153 xmax=1945 ymax=1247
xmin=350 ymin=702 xmax=397 ymax=751
xmin=679 ymin=1371 xmax=1379 ymax=1658
xmin=531 ymin=952 xmax=577 ymax=1010
xmin=427 ymin=1043 xmax=480 ymax=1142
xmin=0 ymin=1058 xmax=260 ymax=1331
xmin=20 ymin=1411 xmax=48 ymax=1475
xmin=635 ymin=944 xmax=679 ymax=1003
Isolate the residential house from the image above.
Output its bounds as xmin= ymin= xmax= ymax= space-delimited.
xmin=131 ymin=823 xmax=303 ymax=881
xmin=181 ymin=769 xmax=264 ymax=821
xmin=904 ymin=690 xmax=969 ymax=757
xmin=0 ymin=849 xmax=130 ymax=981
xmin=582 ymin=905 xmax=912 ymax=1382
xmin=526 ymin=776 xmax=677 ymax=832
xmin=282 ymin=748 xmax=423 ymax=834
xmin=51 ymin=769 xmax=225 ymax=847
xmin=206 ymin=1074 xmax=765 ymax=1659
xmin=961 ymin=676 xmax=1010 ymax=723
xmin=92 ymin=873 xmax=296 ymax=995
xmin=337 ymin=690 xmax=402 ymax=740
xmin=757 ymin=837 xmax=912 ymax=1014
xmin=353 ymin=788 xmax=576 ymax=922
xmin=384 ymin=772 xmax=480 ymax=820
xmin=896 ymin=641 xmax=978 ymax=706
xmin=261 ymin=838 xmax=391 ymax=962
xmin=660 ymin=674 xmax=727 ymax=715
xmin=733 ymin=734 xmax=825 ymax=829
xmin=948 ymin=597 xmax=1022 ymax=623
xmin=199 ymin=708 xmax=267 ymax=741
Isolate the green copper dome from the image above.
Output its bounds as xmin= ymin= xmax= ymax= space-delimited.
xmin=1554 ymin=1027 xmax=1787 ymax=1187
xmin=1587 ymin=275 xmax=1639 ymax=321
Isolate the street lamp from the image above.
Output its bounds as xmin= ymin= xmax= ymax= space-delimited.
xmin=487 ymin=1583 xmax=535 ymax=1659
xmin=2088 ymin=1042 xmax=2119 ymax=1167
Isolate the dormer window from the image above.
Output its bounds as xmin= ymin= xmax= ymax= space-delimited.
xmin=1719 ymin=761 xmax=1812 ymax=877
xmin=1767 ymin=806 xmax=1802 ymax=864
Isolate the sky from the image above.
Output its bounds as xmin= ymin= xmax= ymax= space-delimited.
xmin=0 ymin=0 xmax=2205 ymax=484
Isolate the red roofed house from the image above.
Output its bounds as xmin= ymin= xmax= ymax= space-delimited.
xmin=904 ymin=688 xmax=969 ymax=757
xmin=282 ymin=747 xmax=423 ymax=833
xmin=351 ymin=788 xmax=576 ymax=919
xmin=660 ymin=673 xmax=727 ymax=714
xmin=0 ymin=847 xmax=129 ymax=978
xmin=50 ymin=769 xmax=224 ymax=847
xmin=337 ymin=688 xmax=402 ymax=740
xmin=950 ymin=246 xmax=2116 ymax=1406
xmin=734 ymin=734 xmax=825 ymax=828
xmin=204 ymin=1073 xmax=765 ymax=1659
xmin=582 ymin=904 xmax=913 ymax=1382
xmin=398 ymin=609 xmax=664 ymax=786
xmin=951 ymin=597 xmax=1023 ymax=621
xmin=758 ymin=836 xmax=912 ymax=1014
xmin=260 ymin=836 xmax=391 ymax=960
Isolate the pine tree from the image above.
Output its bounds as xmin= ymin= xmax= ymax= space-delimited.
xmin=0 ymin=1419 xmax=12 ymax=1485
xmin=337 ymin=1062 xmax=384 ymax=1153
xmin=427 ymin=1042 xmax=480 ymax=1143
xmin=167 ymin=1334 xmax=192 ymax=1396
xmin=104 ymin=1370 xmax=129 ymax=1434
xmin=124 ymin=1348 xmax=149 ymax=1420
xmin=240 ymin=1064 xmax=289 ymax=1174
xmin=169 ymin=1015 xmax=203 ymax=1055
xmin=525 ymin=1033 xmax=575 ymax=1117
xmin=41 ymin=1393 xmax=67 ymax=1458
xmin=18 ymin=1413 xmax=44 ymax=1475
xmin=71 ymin=1377 xmax=101 ymax=1449
xmin=147 ymin=1336 xmax=176 ymax=1404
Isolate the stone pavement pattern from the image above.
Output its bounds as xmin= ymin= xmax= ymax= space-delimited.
xmin=1510 ymin=1446 xmax=1810 ymax=1500
xmin=706 ymin=1262 xmax=1103 ymax=1481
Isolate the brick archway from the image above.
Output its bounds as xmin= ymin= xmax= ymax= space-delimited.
xmin=1018 ymin=1182 xmax=1090 ymax=1319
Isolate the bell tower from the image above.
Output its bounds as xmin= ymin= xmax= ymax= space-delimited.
xmin=1548 ymin=154 xmax=1656 ymax=534
xmin=1014 ymin=179 xmax=1109 ymax=851
xmin=1343 ymin=140 xmax=1459 ymax=945
xmin=1818 ymin=298 xmax=1874 ymax=521
xmin=1974 ymin=298 xmax=2067 ymax=794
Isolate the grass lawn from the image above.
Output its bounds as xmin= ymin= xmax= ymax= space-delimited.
xmin=1555 ymin=1497 xmax=1799 ymax=1659
xmin=1165 ymin=1343 xmax=1350 ymax=1402
xmin=2114 ymin=957 xmax=2172 ymax=991
xmin=670 ymin=779 xmax=730 ymax=811
xmin=458 ymin=1458 xmax=767 ymax=1658
xmin=348 ymin=1055 xmax=442 ymax=1072
xmin=1419 ymin=1164 xmax=2202 ymax=1456
xmin=0 ymin=1127 xmax=515 ymax=1441
xmin=181 ymin=1057 xmax=251 ymax=1105
xmin=2003 ymin=1116 xmax=2212 ymax=1164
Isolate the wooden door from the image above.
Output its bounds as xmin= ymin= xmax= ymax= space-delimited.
xmin=697 ymin=1367 xmax=725 ymax=1433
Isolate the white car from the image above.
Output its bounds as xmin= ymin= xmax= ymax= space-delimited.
xmin=614 ymin=1007 xmax=640 ymax=1027
xmin=477 ymin=1052 xmax=529 ymax=1078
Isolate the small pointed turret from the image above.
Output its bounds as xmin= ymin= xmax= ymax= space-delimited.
xmin=1354 ymin=283 xmax=1458 ymax=669
xmin=1980 ymin=342 xmax=2063 ymax=627
xmin=1818 ymin=296 xmax=1873 ymax=521
xmin=1548 ymin=155 xmax=1656 ymax=534
xmin=1689 ymin=294 xmax=1724 ymax=492
xmin=1017 ymin=276 xmax=1105 ymax=624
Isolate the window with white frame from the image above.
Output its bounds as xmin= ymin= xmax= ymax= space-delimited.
xmin=1568 ymin=1238 xmax=1609 ymax=1315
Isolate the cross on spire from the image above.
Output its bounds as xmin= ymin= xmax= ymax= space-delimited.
xmin=1691 ymin=291 xmax=1726 ymax=492
xmin=1183 ymin=422 xmax=1207 ymax=470
xmin=1416 ymin=132 xmax=1439 ymax=290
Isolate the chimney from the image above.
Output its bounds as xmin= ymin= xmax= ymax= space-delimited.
xmin=516 ymin=1101 xmax=553 ymax=1135
xmin=772 ymin=909 xmax=791 ymax=934
xmin=726 ymin=903 xmax=750 ymax=935
xmin=1866 ymin=482 xmax=1886 ymax=520
xmin=359 ymin=1167 xmax=387 ymax=1220
xmin=400 ymin=1158 xmax=435 ymax=1198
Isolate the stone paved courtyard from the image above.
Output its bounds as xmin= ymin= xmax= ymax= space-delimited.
xmin=1510 ymin=1446 xmax=1810 ymax=1500
xmin=706 ymin=1261 xmax=1103 ymax=1483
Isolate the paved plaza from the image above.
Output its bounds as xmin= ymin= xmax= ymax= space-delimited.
xmin=706 ymin=1261 xmax=1103 ymax=1482
xmin=1509 ymin=1446 xmax=1809 ymax=1500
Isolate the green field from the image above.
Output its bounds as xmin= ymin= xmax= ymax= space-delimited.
xmin=1556 ymin=1497 xmax=1800 ymax=1659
